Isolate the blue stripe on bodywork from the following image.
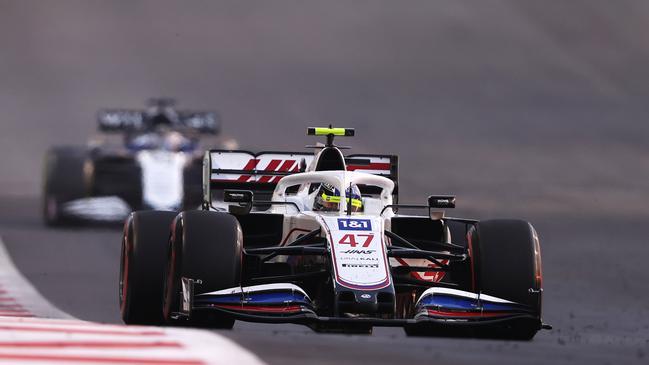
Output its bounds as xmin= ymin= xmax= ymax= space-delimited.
xmin=417 ymin=294 xmax=478 ymax=311
xmin=242 ymin=292 xmax=311 ymax=305
xmin=194 ymin=293 xmax=241 ymax=305
xmin=417 ymin=292 xmax=529 ymax=313
xmin=195 ymin=291 xmax=312 ymax=307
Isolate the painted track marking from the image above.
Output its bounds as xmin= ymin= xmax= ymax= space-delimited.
xmin=0 ymin=236 xmax=264 ymax=365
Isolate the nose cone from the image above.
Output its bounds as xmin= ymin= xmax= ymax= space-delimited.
xmin=336 ymin=290 xmax=395 ymax=316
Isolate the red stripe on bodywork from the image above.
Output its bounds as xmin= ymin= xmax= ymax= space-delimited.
xmin=237 ymin=159 xmax=260 ymax=182
xmin=426 ymin=309 xmax=514 ymax=318
xmin=271 ymin=160 xmax=295 ymax=183
xmin=258 ymin=160 xmax=282 ymax=183
xmin=346 ymin=163 xmax=391 ymax=171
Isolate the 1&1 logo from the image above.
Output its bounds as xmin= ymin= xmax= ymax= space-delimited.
xmin=337 ymin=218 xmax=372 ymax=231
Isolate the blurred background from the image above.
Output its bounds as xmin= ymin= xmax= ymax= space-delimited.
xmin=2 ymin=0 xmax=648 ymax=219
xmin=0 ymin=1 xmax=647 ymax=364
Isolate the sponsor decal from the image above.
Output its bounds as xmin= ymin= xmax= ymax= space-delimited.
xmin=342 ymin=263 xmax=379 ymax=268
xmin=337 ymin=218 xmax=372 ymax=231
xmin=322 ymin=216 xmax=391 ymax=290
xmin=341 ymin=249 xmax=376 ymax=254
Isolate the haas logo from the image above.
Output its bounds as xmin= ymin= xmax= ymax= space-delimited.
xmin=342 ymin=249 xmax=376 ymax=254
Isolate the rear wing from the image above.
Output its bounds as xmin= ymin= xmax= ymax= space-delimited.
xmin=203 ymin=151 xmax=314 ymax=207
xmin=98 ymin=109 xmax=220 ymax=134
xmin=345 ymin=154 xmax=399 ymax=199
xmin=97 ymin=110 xmax=143 ymax=131
xmin=202 ymin=150 xmax=399 ymax=208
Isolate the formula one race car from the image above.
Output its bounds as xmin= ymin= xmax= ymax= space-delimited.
xmin=119 ymin=127 xmax=550 ymax=339
xmin=43 ymin=98 xmax=222 ymax=225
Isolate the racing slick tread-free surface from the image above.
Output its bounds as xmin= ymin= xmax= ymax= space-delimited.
xmin=181 ymin=158 xmax=204 ymax=209
xmin=42 ymin=146 xmax=89 ymax=226
xmin=163 ymin=210 xmax=242 ymax=328
xmin=120 ymin=210 xmax=178 ymax=325
xmin=471 ymin=219 xmax=542 ymax=339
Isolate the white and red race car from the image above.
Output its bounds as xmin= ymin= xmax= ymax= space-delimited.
xmin=119 ymin=127 xmax=550 ymax=339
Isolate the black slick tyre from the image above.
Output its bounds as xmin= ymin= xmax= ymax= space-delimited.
xmin=469 ymin=219 xmax=543 ymax=340
xmin=163 ymin=210 xmax=242 ymax=329
xmin=42 ymin=147 xmax=90 ymax=226
xmin=181 ymin=158 xmax=203 ymax=209
xmin=120 ymin=211 xmax=178 ymax=325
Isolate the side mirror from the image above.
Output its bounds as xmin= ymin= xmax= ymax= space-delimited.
xmin=224 ymin=190 xmax=253 ymax=215
xmin=428 ymin=195 xmax=456 ymax=209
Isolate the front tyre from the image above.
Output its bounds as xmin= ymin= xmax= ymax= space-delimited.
xmin=469 ymin=219 xmax=543 ymax=340
xmin=163 ymin=210 xmax=242 ymax=328
xmin=120 ymin=211 xmax=177 ymax=325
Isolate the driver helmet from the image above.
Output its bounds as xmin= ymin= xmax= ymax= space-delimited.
xmin=313 ymin=183 xmax=363 ymax=212
xmin=162 ymin=131 xmax=191 ymax=151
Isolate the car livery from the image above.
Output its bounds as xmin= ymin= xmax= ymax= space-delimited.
xmin=119 ymin=127 xmax=550 ymax=339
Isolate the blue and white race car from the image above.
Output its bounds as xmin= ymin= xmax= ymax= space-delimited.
xmin=43 ymin=98 xmax=224 ymax=225
xmin=119 ymin=127 xmax=549 ymax=339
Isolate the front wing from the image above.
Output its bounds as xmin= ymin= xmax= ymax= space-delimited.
xmin=175 ymin=280 xmax=546 ymax=337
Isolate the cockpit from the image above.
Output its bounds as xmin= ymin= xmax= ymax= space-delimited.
xmin=271 ymin=170 xmax=395 ymax=216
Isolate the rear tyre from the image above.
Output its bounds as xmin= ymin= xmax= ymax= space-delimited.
xmin=42 ymin=147 xmax=90 ymax=226
xmin=120 ymin=211 xmax=177 ymax=325
xmin=469 ymin=219 xmax=543 ymax=340
xmin=163 ymin=210 xmax=242 ymax=329
xmin=181 ymin=158 xmax=203 ymax=209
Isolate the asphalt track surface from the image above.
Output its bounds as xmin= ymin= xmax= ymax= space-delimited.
xmin=1 ymin=1 xmax=649 ymax=364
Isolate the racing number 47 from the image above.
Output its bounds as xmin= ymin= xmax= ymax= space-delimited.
xmin=338 ymin=234 xmax=373 ymax=248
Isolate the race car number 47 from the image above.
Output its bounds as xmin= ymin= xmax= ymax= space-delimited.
xmin=338 ymin=233 xmax=374 ymax=247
